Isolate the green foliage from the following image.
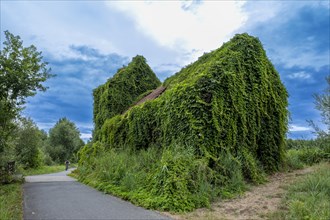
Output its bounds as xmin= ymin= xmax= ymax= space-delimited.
xmin=270 ymin=163 xmax=330 ymax=220
xmin=21 ymin=165 xmax=65 ymax=176
xmin=80 ymin=33 xmax=288 ymax=212
xmin=0 ymin=117 xmax=46 ymax=182
xmin=308 ymin=76 xmax=330 ymax=139
xmin=93 ymin=55 xmax=160 ymax=140
xmin=285 ymin=149 xmax=305 ymax=170
xmin=0 ymin=99 xmax=16 ymax=155
xmin=0 ymin=183 xmax=22 ymax=220
xmin=47 ymin=118 xmax=84 ymax=163
xmin=0 ymin=31 xmax=52 ymax=155
xmin=147 ymin=146 xmax=208 ymax=211
xmin=14 ymin=118 xmax=43 ymax=169
xmin=285 ymin=139 xmax=329 ymax=170
xmin=97 ymin=34 xmax=288 ymax=173
xmin=78 ymin=145 xmax=245 ymax=212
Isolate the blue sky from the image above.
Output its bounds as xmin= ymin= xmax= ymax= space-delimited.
xmin=1 ymin=1 xmax=329 ymax=141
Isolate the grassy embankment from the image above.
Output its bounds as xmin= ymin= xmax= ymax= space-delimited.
xmin=268 ymin=138 xmax=330 ymax=219
xmin=21 ymin=164 xmax=66 ymax=176
xmin=76 ymin=137 xmax=329 ymax=213
xmin=270 ymin=162 xmax=330 ymax=220
xmin=0 ymin=183 xmax=23 ymax=220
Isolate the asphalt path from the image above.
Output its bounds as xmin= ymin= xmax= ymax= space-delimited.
xmin=24 ymin=169 xmax=171 ymax=220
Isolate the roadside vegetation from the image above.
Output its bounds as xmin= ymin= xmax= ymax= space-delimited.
xmin=269 ymin=162 xmax=330 ymax=220
xmin=285 ymin=138 xmax=329 ymax=170
xmin=1 ymin=31 xmax=84 ymax=183
xmin=0 ymin=31 xmax=84 ymax=219
xmin=21 ymin=165 xmax=66 ymax=176
xmin=0 ymin=183 xmax=23 ymax=220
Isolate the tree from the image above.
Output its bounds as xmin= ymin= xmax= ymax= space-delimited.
xmin=308 ymin=76 xmax=330 ymax=139
xmin=0 ymin=30 xmax=52 ymax=156
xmin=47 ymin=118 xmax=84 ymax=163
xmin=15 ymin=118 xmax=43 ymax=168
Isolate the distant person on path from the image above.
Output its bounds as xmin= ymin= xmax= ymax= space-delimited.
xmin=65 ymin=160 xmax=70 ymax=171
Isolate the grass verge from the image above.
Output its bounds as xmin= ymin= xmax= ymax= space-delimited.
xmin=21 ymin=165 xmax=66 ymax=176
xmin=0 ymin=183 xmax=23 ymax=220
xmin=269 ymin=162 xmax=330 ymax=220
xmin=77 ymin=145 xmax=247 ymax=212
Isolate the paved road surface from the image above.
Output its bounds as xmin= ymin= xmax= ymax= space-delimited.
xmin=24 ymin=169 xmax=170 ymax=220
xmin=25 ymin=168 xmax=77 ymax=183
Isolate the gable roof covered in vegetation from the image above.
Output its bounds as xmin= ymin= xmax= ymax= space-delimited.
xmin=93 ymin=55 xmax=161 ymax=140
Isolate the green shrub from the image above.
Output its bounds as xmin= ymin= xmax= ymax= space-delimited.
xmin=285 ymin=139 xmax=329 ymax=170
xmin=78 ymin=144 xmax=249 ymax=212
xmin=286 ymin=149 xmax=305 ymax=170
xmin=298 ymin=148 xmax=326 ymax=165
xmin=209 ymin=150 xmax=247 ymax=198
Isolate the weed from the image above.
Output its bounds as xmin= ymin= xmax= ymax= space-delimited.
xmin=21 ymin=165 xmax=66 ymax=176
xmin=0 ymin=183 xmax=22 ymax=219
xmin=269 ymin=163 xmax=330 ymax=220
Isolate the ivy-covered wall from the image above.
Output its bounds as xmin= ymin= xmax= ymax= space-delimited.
xmin=96 ymin=34 xmax=288 ymax=174
xmin=77 ymin=33 xmax=289 ymax=211
xmin=93 ymin=55 xmax=161 ymax=140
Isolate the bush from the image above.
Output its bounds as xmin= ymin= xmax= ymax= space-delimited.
xmin=286 ymin=150 xmax=305 ymax=170
xmin=285 ymin=139 xmax=329 ymax=170
xmin=78 ymin=144 xmax=249 ymax=212
xmin=15 ymin=118 xmax=44 ymax=169
xmin=147 ymin=145 xmax=215 ymax=212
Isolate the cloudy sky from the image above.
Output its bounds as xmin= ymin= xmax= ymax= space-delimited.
xmin=1 ymin=1 xmax=329 ymax=141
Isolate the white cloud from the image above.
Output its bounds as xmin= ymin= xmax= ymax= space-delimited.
xmin=1 ymin=1 xmax=125 ymax=59
xmin=108 ymin=1 xmax=247 ymax=60
xmin=271 ymin=48 xmax=329 ymax=70
xmin=80 ymin=133 xmax=92 ymax=140
xmin=240 ymin=1 xmax=330 ymax=70
xmin=242 ymin=1 xmax=284 ymax=25
xmin=34 ymin=122 xmax=56 ymax=131
xmin=287 ymin=71 xmax=312 ymax=80
xmin=289 ymin=125 xmax=312 ymax=132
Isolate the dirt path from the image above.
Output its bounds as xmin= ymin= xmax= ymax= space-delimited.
xmin=166 ymin=167 xmax=314 ymax=220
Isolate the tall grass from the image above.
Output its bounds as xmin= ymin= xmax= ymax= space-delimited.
xmin=21 ymin=165 xmax=66 ymax=176
xmin=77 ymin=145 xmax=246 ymax=212
xmin=285 ymin=138 xmax=329 ymax=170
xmin=270 ymin=163 xmax=330 ymax=220
xmin=77 ymin=138 xmax=328 ymax=213
xmin=0 ymin=183 xmax=22 ymax=219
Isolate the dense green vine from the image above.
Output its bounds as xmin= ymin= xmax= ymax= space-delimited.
xmin=93 ymin=55 xmax=160 ymax=140
xmin=97 ymin=33 xmax=288 ymax=172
